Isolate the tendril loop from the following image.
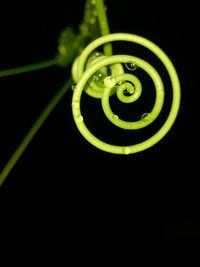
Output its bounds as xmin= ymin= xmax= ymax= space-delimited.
xmin=71 ymin=33 xmax=181 ymax=154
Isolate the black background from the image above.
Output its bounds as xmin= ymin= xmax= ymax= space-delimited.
xmin=0 ymin=0 xmax=199 ymax=253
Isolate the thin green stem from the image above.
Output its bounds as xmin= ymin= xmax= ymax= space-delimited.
xmin=0 ymin=58 xmax=58 ymax=78
xmin=0 ymin=78 xmax=72 ymax=186
xmin=95 ymin=0 xmax=112 ymax=56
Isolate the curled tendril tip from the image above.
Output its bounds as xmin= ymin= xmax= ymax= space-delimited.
xmin=71 ymin=33 xmax=181 ymax=154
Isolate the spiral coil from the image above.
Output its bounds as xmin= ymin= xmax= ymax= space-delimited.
xmin=71 ymin=33 xmax=181 ymax=154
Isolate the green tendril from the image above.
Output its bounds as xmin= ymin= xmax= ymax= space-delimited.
xmin=71 ymin=33 xmax=181 ymax=154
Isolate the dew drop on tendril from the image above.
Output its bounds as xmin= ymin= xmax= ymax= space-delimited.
xmin=117 ymin=81 xmax=123 ymax=86
xmin=125 ymin=62 xmax=138 ymax=71
xmin=123 ymin=147 xmax=130 ymax=155
xmin=97 ymin=73 xmax=104 ymax=79
xmin=92 ymin=72 xmax=106 ymax=85
xmin=76 ymin=115 xmax=84 ymax=124
xmin=123 ymin=88 xmax=134 ymax=96
xmin=94 ymin=51 xmax=103 ymax=57
xmin=88 ymin=51 xmax=104 ymax=63
xmin=104 ymin=76 xmax=115 ymax=88
xmin=141 ymin=113 xmax=149 ymax=120
xmin=71 ymin=83 xmax=77 ymax=91
xmin=113 ymin=114 xmax=119 ymax=120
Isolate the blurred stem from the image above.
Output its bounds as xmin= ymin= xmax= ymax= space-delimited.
xmin=96 ymin=0 xmax=112 ymax=55
xmin=0 ymin=58 xmax=58 ymax=78
xmin=0 ymin=78 xmax=72 ymax=186
xmin=0 ymin=0 xmax=113 ymax=186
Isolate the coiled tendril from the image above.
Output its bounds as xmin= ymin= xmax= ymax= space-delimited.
xmin=71 ymin=33 xmax=181 ymax=154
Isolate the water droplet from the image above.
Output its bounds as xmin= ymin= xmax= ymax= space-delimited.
xmin=92 ymin=72 xmax=106 ymax=83
xmin=72 ymin=101 xmax=80 ymax=109
xmin=86 ymin=51 xmax=104 ymax=68
xmin=141 ymin=113 xmax=149 ymax=120
xmin=98 ymin=73 xmax=103 ymax=79
xmin=71 ymin=83 xmax=77 ymax=91
xmin=94 ymin=51 xmax=103 ymax=57
xmin=113 ymin=114 xmax=119 ymax=120
xmin=117 ymin=81 xmax=123 ymax=86
xmin=76 ymin=115 xmax=84 ymax=124
xmin=125 ymin=62 xmax=138 ymax=71
xmin=104 ymin=76 xmax=116 ymax=88
xmin=123 ymin=147 xmax=130 ymax=155
xmin=123 ymin=88 xmax=134 ymax=96
xmin=123 ymin=89 xmax=129 ymax=96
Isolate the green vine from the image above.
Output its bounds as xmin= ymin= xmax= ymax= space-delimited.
xmin=0 ymin=0 xmax=181 ymax=185
xmin=72 ymin=33 xmax=180 ymax=154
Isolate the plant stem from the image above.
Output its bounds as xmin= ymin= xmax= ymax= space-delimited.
xmin=95 ymin=0 xmax=112 ymax=56
xmin=0 ymin=58 xmax=58 ymax=78
xmin=0 ymin=0 xmax=113 ymax=186
xmin=0 ymin=78 xmax=72 ymax=186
